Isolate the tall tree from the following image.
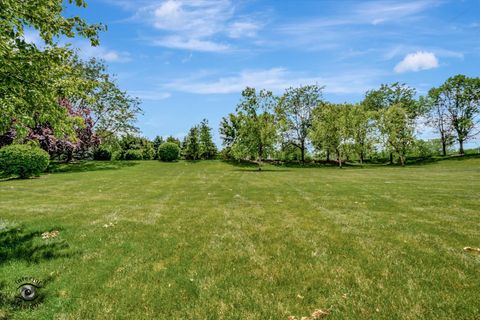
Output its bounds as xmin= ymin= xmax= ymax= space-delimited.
xmin=276 ymin=85 xmax=323 ymax=163
xmin=198 ymin=119 xmax=217 ymax=160
xmin=422 ymin=90 xmax=454 ymax=156
xmin=311 ymin=103 xmax=350 ymax=167
xmin=362 ymin=83 xmax=418 ymax=163
xmin=431 ymin=75 xmax=480 ymax=155
xmin=25 ymin=99 xmax=99 ymax=162
xmin=348 ymin=104 xmax=375 ymax=164
xmin=183 ymin=126 xmax=200 ymax=160
xmin=70 ymin=57 xmax=142 ymax=138
xmin=166 ymin=136 xmax=181 ymax=147
xmin=0 ymin=0 xmax=104 ymax=138
xmin=152 ymin=136 xmax=164 ymax=159
xmin=232 ymin=87 xmax=277 ymax=168
xmin=377 ymin=104 xmax=415 ymax=166
xmin=219 ymin=113 xmax=239 ymax=148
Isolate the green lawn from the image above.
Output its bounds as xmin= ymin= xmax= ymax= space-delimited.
xmin=0 ymin=159 xmax=479 ymax=319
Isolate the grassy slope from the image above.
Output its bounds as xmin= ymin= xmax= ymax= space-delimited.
xmin=0 ymin=159 xmax=479 ymax=319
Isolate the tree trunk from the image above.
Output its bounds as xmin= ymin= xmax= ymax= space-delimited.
xmin=301 ymin=142 xmax=305 ymax=163
xmin=399 ymin=155 xmax=405 ymax=167
xmin=459 ymin=139 xmax=464 ymax=155
xmin=389 ymin=152 xmax=393 ymax=165
xmin=337 ymin=150 xmax=342 ymax=168
xmin=326 ymin=150 xmax=330 ymax=162
xmin=442 ymin=140 xmax=447 ymax=156
xmin=258 ymin=144 xmax=263 ymax=170
xmin=359 ymin=151 xmax=364 ymax=165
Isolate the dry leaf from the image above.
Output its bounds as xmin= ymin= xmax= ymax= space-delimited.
xmin=41 ymin=230 xmax=60 ymax=239
xmin=311 ymin=309 xmax=330 ymax=318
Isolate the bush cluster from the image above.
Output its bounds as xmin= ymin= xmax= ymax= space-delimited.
xmin=0 ymin=144 xmax=50 ymax=178
xmin=93 ymin=146 xmax=112 ymax=161
xmin=124 ymin=149 xmax=144 ymax=160
xmin=158 ymin=142 xmax=180 ymax=162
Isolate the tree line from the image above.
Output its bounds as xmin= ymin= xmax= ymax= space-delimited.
xmin=219 ymin=76 xmax=480 ymax=167
xmin=1 ymin=1 xmax=479 ymax=168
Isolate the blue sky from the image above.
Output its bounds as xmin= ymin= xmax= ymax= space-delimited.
xmin=34 ymin=0 xmax=480 ymax=145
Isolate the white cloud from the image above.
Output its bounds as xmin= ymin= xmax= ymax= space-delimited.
xmin=162 ymin=68 xmax=381 ymax=95
xmin=153 ymin=36 xmax=229 ymax=52
xmin=132 ymin=0 xmax=262 ymax=52
xmin=227 ymin=21 xmax=261 ymax=38
xmin=77 ymin=42 xmax=131 ymax=62
xmin=394 ymin=51 xmax=439 ymax=73
xmin=357 ymin=0 xmax=439 ymax=25
xmin=150 ymin=0 xmax=233 ymax=38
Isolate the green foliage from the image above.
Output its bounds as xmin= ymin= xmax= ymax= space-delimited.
xmin=0 ymin=144 xmax=49 ymax=178
xmin=219 ymin=113 xmax=239 ymax=148
xmin=276 ymin=84 xmax=323 ymax=162
xmin=231 ymin=87 xmax=278 ymax=163
xmin=311 ymin=103 xmax=351 ymax=166
xmin=0 ymin=0 xmax=104 ymax=46
xmin=93 ymin=146 xmax=112 ymax=161
xmin=218 ymin=147 xmax=235 ymax=160
xmin=183 ymin=126 xmax=201 ymax=160
xmin=378 ymin=105 xmax=415 ymax=166
xmin=112 ymin=150 xmax=123 ymax=161
xmin=426 ymin=75 xmax=480 ymax=154
xmin=362 ymin=82 xmax=419 ymax=118
xmin=408 ymin=139 xmax=437 ymax=158
xmin=0 ymin=0 xmax=105 ymax=138
xmin=346 ymin=104 xmax=375 ymax=163
xmin=124 ymin=149 xmax=143 ymax=161
xmin=152 ymin=136 xmax=165 ymax=159
xmin=158 ymin=142 xmax=180 ymax=162
xmin=199 ymin=119 xmax=217 ymax=159
xmin=71 ymin=58 xmax=142 ymax=137
xmin=142 ymin=144 xmax=155 ymax=160
xmin=166 ymin=136 xmax=181 ymax=147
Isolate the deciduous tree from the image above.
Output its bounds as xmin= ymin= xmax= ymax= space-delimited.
xmin=232 ymin=87 xmax=277 ymax=168
xmin=276 ymin=85 xmax=323 ymax=163
xmin=431 ymin=75 xmax=480 ymax=155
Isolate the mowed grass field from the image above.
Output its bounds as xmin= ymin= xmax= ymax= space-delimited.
xmin=0 ymin=159 xmax=479 ymax=319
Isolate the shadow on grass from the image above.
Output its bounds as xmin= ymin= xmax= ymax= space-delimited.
xmin=223 ymin=160 xmax=292 ymax=172
xmin=46 ymin=160 xmax=138 ymax=174
xmin=0 ymin=225 xmax=73 ymax=316
xmin=230 ymin=168 xmax=292 ymax=172
xmin=407 ymin=153 xmax=480 ymax=166
xmin=0 ymin=226 xmax=74 ymax=265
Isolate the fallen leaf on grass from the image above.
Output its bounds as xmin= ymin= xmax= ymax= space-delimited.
xmin=463 ymin=247 xmax=480 ymax=253
xmin=103 ymin=222 xmax=117 ymax=228
xmin=311 ymin=309 xmax=330 ymax=319
xmin=41 ymin=230 xmax=60 ymax=239
xmin=288 ymin=308 xmax=330 ymax=320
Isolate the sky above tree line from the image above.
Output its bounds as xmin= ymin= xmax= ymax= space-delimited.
xmin=28 ymin=0 xmax=480 ymax=145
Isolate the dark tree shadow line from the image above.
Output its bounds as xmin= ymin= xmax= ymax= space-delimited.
xmin=0 ymin=225 xmax=73 ymax=316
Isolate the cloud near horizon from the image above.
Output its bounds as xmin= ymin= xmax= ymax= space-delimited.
xmin=162 ymin=68 xmax=381 ymax=95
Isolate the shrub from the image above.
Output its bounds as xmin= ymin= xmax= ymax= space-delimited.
xmin=93 ymin=146 xmax=112 ymax=161
xmin=124 ymin=149 xmax=143 ymax=160
xmin=0 ymin=144 xmax=50 ymax=178
xmin=158 ymin=142 xmax=180 ymax=162
xmin=142 ymin=146 xmax=155 ymax=160
xmin=112 ymin=150 xmax=124 ymax=161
